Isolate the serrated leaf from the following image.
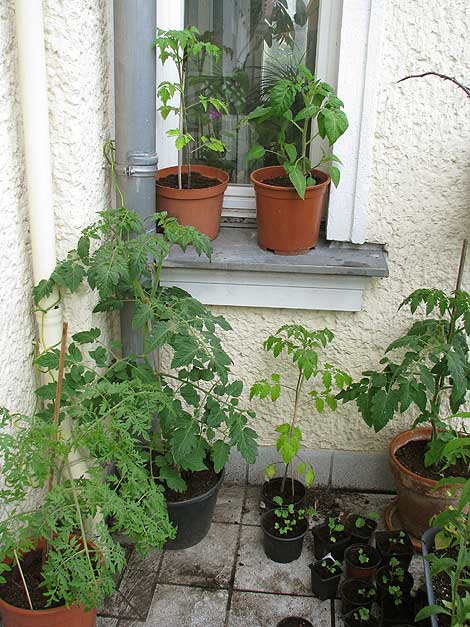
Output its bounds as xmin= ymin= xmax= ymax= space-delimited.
xmin=33 ymin=278 xmax=55 ymax=305
xmin=77 ymin=236 xmax=90 ymax=260
xmin=159 ymin=466 xmax=187 ymax=492
xmin=89 ymin=346 xmax=107 ymax=367
xmin=180 ymin=383 xmax=200 ymax=408
xmin=36 ymin=349 xmax=60 ymax=370
xmin=171 ymin=335 xmax=199 ymax=368
xmin=211 ymin=440 xmax=230 ymax=473
xmin=72 ymin=328 xmax=101 ymax=344
xmin=132 ymin=303 xmax=153 ymax=330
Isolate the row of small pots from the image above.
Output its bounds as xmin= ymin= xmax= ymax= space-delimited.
xmin=156 ymin=164 xmax=330 ymax=255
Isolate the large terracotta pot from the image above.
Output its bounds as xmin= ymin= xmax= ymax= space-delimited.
xmin=250 ymin=166 xmax=330 ymax=255
xmin=156 ymin=165 xmax=229 ymax=240
xmin=0 ymin=598 xmax=96 ymax=627
xmin=389 ymin=428 xmax=463 ymax=539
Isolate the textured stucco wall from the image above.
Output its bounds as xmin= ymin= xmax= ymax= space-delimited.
xmin=212 ymin=0 xmax=470 ymax=452
xmin=0 ymin=1 xmax=469 ymax=457
xmin=0 ymin=0 xmax=113 ymax=414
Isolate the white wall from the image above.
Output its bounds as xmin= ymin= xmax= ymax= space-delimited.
xmin=0 ymin=0 xmax=469 ymax=455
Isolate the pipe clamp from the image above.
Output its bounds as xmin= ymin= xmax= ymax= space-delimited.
xmin=115 ymin=151 xmax=158 ymax=178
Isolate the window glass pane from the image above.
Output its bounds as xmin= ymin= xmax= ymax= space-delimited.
xmin=184 ymin=0 xmax=320 ymax=185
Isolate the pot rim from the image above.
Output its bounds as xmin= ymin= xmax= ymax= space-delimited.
xmin=250 ymin=165 xmax=330 ymax=191
xmin=156 ymin=164 xmax=229 ymax=194
xmin=261 ymin=509 xmax=309 ymax=542
xmin=277 ymin=617 xmax=314 ymax=627
xmin=344 ymin=543 xmax=381 ymax=568
xmin=165 ymin=468 xmax=225 ymax=508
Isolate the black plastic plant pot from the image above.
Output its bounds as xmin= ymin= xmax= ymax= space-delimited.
xmin=345 ymin=514 xmax=378 ymax=545
xmin=421 ymin=526 xmax=441 ymax=627
xmin=340 ymin=578 xmax=378 ymax=616
xmin=312 ymin=522 xmax=352 ymax=561
xmin=376 ymin=565 xmax=414 ymax=601
xmin=309 ymin=557 xmax=342 ymax=600
xmin=165 ymin=469 xmax=225 ymax=550
xmin=381 ymin=597 xmax=415 ymax=625
xmin=261 ymin=477 xmax=306 ymax=510
xmin=375 ymin=530 xmax=413 ymax=569
xmin=261 ymin=510 xmax=309 ymax=563
xmin=344 ymin=608 xmax=380 ymax=627
xmin=277 ymin=618 xmax=314 ymax=627
xmin=344 ymin=543 xmax=381 ymax=582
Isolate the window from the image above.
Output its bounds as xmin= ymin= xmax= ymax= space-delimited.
xmin=156 ymin=0 xmax=385 ymax=243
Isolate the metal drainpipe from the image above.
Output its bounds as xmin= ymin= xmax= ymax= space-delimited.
xmin=113 ymin=0 xmax=158 ymax=358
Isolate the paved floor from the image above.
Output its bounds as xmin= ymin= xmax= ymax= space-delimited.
xmin=96 ymin=483 xmax=424 ymax=627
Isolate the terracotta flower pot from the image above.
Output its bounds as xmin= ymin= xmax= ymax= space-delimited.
xmin=389 ymin=428 xmax=463 ymax=540
xmin=250 ymin=166 xmax=330 ymax=255
xmin=156 ymin=165 xmax=229 ymax=240
xmin=0 ymin=598 xmax=96 ymax=627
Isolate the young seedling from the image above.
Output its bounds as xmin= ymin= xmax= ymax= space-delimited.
xmin=358 ymin=587 xmax=376 ymax=600
xmin=354 ymin=607 xmax=371 ymax=622
xmin=355 ymin=517 xmax=366 ymax=529
xmin=389 ymin=531 xmax=406 ymax=546
xmin=321 ymin=558 xmax=341 ymax=575
xmin=272 ymin=496 xmax=315 ymax=535
xmin=388 ymin=585 xmax=403 ymax=607
xmin=328 ymin=517 xmax=345 ymax=543
xmin=357 ymin=548 xmax=370 ymax=565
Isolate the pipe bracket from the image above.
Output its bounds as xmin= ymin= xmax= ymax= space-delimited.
xmin=115 ymin=151 xmax=158 ymax=178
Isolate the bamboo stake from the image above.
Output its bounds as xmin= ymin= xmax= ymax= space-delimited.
xmin=13 ymin=549 xmax=33 ymax=611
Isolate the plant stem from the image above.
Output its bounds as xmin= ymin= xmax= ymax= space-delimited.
xmin=48 ymin=321 xmax=68 ymax=492
xmin=13 ymin=549 xmax=34 ymax=611
xmin=281 ymin=370 xmax=304 ymax=495
xmin=397 ymin=72 xmax=470 ymax=99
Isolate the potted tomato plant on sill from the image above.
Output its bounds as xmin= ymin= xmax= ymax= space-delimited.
xmin=0 ymin=328 xmax=175 ymax=627
xmin=338 ymin=267 xmax=470 ymax=542
xmin=154 ymin=27 xmax=229 ymax=240
xmin=244 ymin=64 xmax=348 ymax=255
xmin=250 ymin=324 xmax=351 ymax=510
xmin=41 ymin=149 xmax=258 ymax=551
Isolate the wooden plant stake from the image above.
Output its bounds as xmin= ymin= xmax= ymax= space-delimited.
xmin=13 ymin=549 xmax=33 ymax=611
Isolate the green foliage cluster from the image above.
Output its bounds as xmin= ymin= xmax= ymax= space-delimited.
xmin=245 ymin=64 xmax=348 ymax=198
xmin=338 ymin=288 xmax=470 ymax=468
xmin=154 ymin=27 xmax=228 ymax=188
xmin=328 ymin=517 xmax=345 ymax=543
xmin=353 ymin=607 xmax=371 ymax=622
xmin=250 ymin=324 xmax=350 ymax=494
xmin=272 ymin=495 xmax=314 ymax=536
xmin=321 ymin=557 xmax=341 ymax=575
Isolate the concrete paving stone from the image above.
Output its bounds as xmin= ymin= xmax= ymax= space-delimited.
xmin=234 ymin=524 xmax=316 ymax=596
xmin=409 ymin=554 xmax=425 ymax=594
xmin=213 ymin=481 xmax=246 ymax=524
xmin=99 ymin=568 xmax=158 ymax=620
xmin=242 ymin=484 xmax=264 ymax=526
xmin=144 ymin=584 xmax=228 ymax=627
xmin=158 ymin=522 xmax=239 ymax=589
xmin=229 ymin=591 xmax=332 ymax=627
xmin=96 ymin=617 xmax=119 ymax=627
xmin=331 ymin=451 xmax=394 ymax=492
xmin=326 ymin=491 xmax=397 ymax=530
xmin=225 ymin=448 xmax=248 ymax=483
xmin=126 ymin=547 xmax=164 ymax=573
xmin=248 ymin=447 xmax=332 ymax=487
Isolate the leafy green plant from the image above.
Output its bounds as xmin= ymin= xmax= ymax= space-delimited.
xmin=321 ymin=558 xmax=341 ymax=575
xmin=250 ymin=324 xmax=351 ymax=497
xmin=245 ymin=63 xmax=348 ymax=198
xmin=338 ymin=288 xmax=470 ymax=469
xmin=0 ymin=332 xmax=175 ymax=610
xmin=35 ymin=142 xmax=258 ymax=494
xmin=388 ymin=585 xmax=404 ymax=607
xmin=353 ymin=607 xmax=371 ymax=622
xmin=380 ymin=558 xmax=405 ymax=586
xmin=154 ymin=27 xmax=228 ymax=189
xmin=354 ymin=512 xmax=378 ymax=529
xmin=272 ymin=496 xmax=315 ymax=535
xmin=357 ymin=586 xmax=376 ymax=600
xmin=328 ymin=517 xmax=345 ymax=543
xmin=357 ymin=548 xmax=370 ymax=565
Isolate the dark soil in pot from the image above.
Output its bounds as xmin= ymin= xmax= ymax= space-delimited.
xmin=309 ymin=559 xmax=342 ymax=600
xmin=395 ymin=439 xmax=470 ymax=481
xmin=345 ymin=514 xmax=378 ymax=544
xmin=262 ymin=174 xmax=320 ymax=188
xmin=312 ymin=521 xmax=352 ymax=561
xmin=340 ymin=578 xmax=378 ymax=616
xmin=158 ymin=172 xmax=220 ymax=190
xmin=262 ymin=477 xmax=306 ymax=510
xmin=375 ymin=531 xmax=413 ymax=568
xmin=163 ymin=464 xmax=219 ymax=502
xmin=261 ymin=510 xmax=308 ymax=563
xmin=277 ymin=618 xmax=314 ymax=627
xmin=381 ymin=597 xmax=415 ymax=625
xmin=344 ymin=544 xmax=381 ymax=581
xmin=0 ymin=548 xmax=63 ymax=610
xmin=376 ymin=566 xmax=413 ymax=600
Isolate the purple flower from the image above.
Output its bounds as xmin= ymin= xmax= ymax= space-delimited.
xmin=208 ymin=108 xmax=221 ymax=120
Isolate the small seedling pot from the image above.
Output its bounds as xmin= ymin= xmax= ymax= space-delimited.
xmin=381 ymin=597 xmax=415 ymax=625
xmin=344 ymin=544 xmax=381 ymax=582
xmin=343 ymin=608 xmax=380 ymax=627
xmin=309 ymin=557 xmax=342 ymax=600
xmin=375 ymin=531 xmax=413 ymax=569
xmin=276 ymin=618 xmax=314 ymax=627
xmin=345 ymin=514 xmax=378 ymax=545
xmin=340 ymin=578 xmax=378 ymax=616
xmin=261 ymin=510 xmax=309 ymax=563
xmin=312 ymin=522 xmax=352 ymax=561
xmin=376 ymin=565 xmax=413 ymax=601
xmin=261 ymin=477 xmax=306 ymax=510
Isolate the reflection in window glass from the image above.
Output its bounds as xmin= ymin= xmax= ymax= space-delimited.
xmin=184 ymin=0 xmax=320 ymax=185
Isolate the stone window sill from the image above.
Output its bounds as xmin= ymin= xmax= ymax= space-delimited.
xmin=161 ymin=227 xmax=388 ymax=311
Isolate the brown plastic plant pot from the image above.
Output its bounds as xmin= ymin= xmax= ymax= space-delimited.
xmin=389 ymin=428 xmax=465 ymax=540
xmin=344 ymin=543 xmax=381 ymax=582
xmin=156 ymin=164 xmax=229 ymax=240
xmin=0 ymin=598 xmax=96 ymax=627
xmin=250 ymin=166 xmax=330 ymax=255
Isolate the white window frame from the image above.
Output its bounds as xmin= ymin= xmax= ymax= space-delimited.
xmin=156 ymin=0 xmax=385 ymax=243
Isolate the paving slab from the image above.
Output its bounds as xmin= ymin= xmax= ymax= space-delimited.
xmin=144 ymin=584 xmax=228 ymax=626
xmin=213 ymin=482 xmax=245 ymax=524
xmin=234 ymin=524 xmax=315 ymax=596
xmin=331 ymin=451 xmax=394 ymax=492
xmin=242 ymin=484 xmax=264 ymax=526
xmin=225 ymin=449 xmax=248 ymax=483
xmin=158 ymin=522 xmax=239 ymax=589
xmin=96 ymin=618 xmax=119 ymax=627
xmin=322 ymin=491 xmax=397 ymax=530
xmin=228 ymin=590 xmax=332 ymax=627
xmin=99 ymin=568 xmax=157 ymax=621
xmin=126 ymin=547 xmax=164 ymax=573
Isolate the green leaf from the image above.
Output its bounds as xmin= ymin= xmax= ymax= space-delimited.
xmin=132 ymin=303 xmax=153 ymax=330
xmin=211 ymin=440 xmax=230 ymax=473
xmin=415 ymin=605 xmax=448 ymax=621
xmin=226 ymin=381 xmax=243 ymax=398
xmin=36 ymin=349 xmax=60 ymax=370
xmin=180 ymin=383 xmax=200 ymax=407
xmin=284 ymin=143 xmax=297 ymax=162
xmin=89 ymin=346 xmax=107 ymax=367
xmin=77 ymin=236 xmax=90 ymax=260
xmin=72 ymin=328 xmax=101 ymax=344
xmin=329 ymin=165 xmax=341 ymax=187
xmin=305 ymin=467 xmax=315 ymax=487
xmin=159 ymin=466 xmax=187 ymax=492
xmin=33 ymin=278 xmax=55 ymax=305
xmin=318 ymin=108 xmax=349 ymax=145
xmin=234 ymin=426 xmax=257 ymax=464
xmin=270 ymin=79 xmax=296 ymax=113
xmin=144 ymin=321 xmax=172 ymax=352
xmin=447 ymin=349 xmax=467 ymax=401
xmin=287 ymin=167 xmax=306 ymax=199
xmin=171 ymin=335 xmax=199 ymax=368
xmin=246 ymin=144 xmax=266 ymax=162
